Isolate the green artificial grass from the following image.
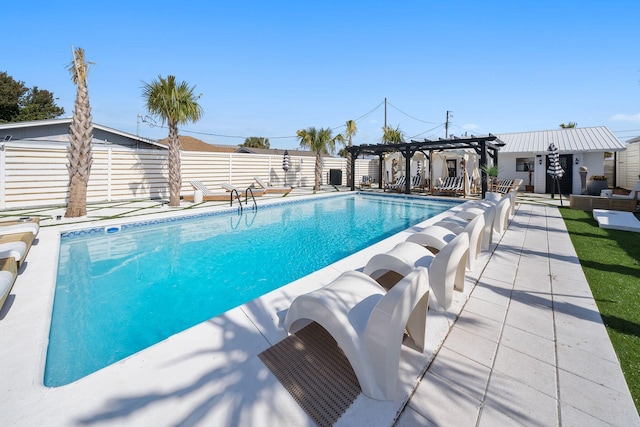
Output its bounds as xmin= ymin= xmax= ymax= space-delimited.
xmin=560 ymin=208 xmax=640 ymax=411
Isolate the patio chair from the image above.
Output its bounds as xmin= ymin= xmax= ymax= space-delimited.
xmin=0 ymin=221 xmax=40 ymax=236
xmin=219 ymin=182 xmax=265 ymax=197
xmin=456 ymin=204 xmax=497 ymax=250
xmin=0 ymin=257 xmax=18 ymax=310
xmin=434 ymin=176 xmax=464 ymax=196
xmin=283 ymin=267 xmax=430 ymax=401
xmin=363 ymin=232 xmax=469 ymax=310
xmin=411 ymin=174 xmax=423 ymax=190
xmin=184 ymin=180 xmax=236 ymax=202
xmin=610 ymin=181 xmax=640 ymax=206
xmin=384 ymin=176 xmax=406 ymax=192
xmin=0 ymin=241 xmax=28 ymax=267
xmin=253 ymin=177 xmax=291 ymax=194
xmin=360 ymin=175 xmax=372 ymax=187
xmin=407 ymin=214 xmax=484 ymax=270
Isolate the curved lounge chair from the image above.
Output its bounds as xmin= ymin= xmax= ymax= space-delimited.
xmin=494 ymin=196 xmax=512 ymax=235
xmin=364 ymin=233 xmax=469 ymax=310
xmin=254 ymin=177 xmax=291 ymax=194
xmin=284 ymin=267 xmax=430 ymax=401
xmin=407 ymin=215 xmax=484 ymax=270
xmin=456 ymin=204 xmax=497 ymax=250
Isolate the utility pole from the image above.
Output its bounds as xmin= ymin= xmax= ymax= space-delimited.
xmin=384 ymin=97 xmax=387 ymax=130
xmin=445 ymin=110 xmax=451 ymax=138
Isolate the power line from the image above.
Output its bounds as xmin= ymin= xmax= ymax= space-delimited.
xmin=386 ymin=101 xmax=439 ymax=125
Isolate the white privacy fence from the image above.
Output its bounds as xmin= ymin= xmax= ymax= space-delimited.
xmin=0 ymin=141 xmax=378 ymax=210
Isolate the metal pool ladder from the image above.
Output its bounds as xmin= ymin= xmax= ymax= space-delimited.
xmin=230 ymin=188 xmax=258 ymax=211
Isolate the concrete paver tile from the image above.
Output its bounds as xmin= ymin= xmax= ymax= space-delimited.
xmin=493 ymin=345 xmax=557 ymax=398
xmin=443 ymin=325 xmax=499 ymax=368
xmin=408 ymin=372 xmax=481 ymax=427
xmin=558 ymin=369 xmax=640 ymax=427
xmin=484 ymin=369 xmax=558 ymax=427
xmin=500 ymin=324 xmax=555 ymax=365
xmin=428 ymin=346 xmax=492 ymax=400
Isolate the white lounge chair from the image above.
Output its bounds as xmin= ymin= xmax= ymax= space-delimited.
xmin=611 ymin=181 xmax=640 ymax=205
xmin=407 ymin=214 xmax=484 ymax=270
xmin=456 ymin=204 xmax=497 ymax=250
xmin=494 ymin=196 xmax=512 ymax=235
xmin=254 ymin=177 xmax=291 ymax=194
xmin=0 ymin=222 xmax=40 ymax=236
xmin=219 ymin=182 xmax=265 ymax=197
xmin=364 ymin=233 xmax=469 ymax=310
xmin=185 ymin=180 xmax=235 ymax=201
xmin=283 ymin=267 xmax=430 ymax=401
xmin=0 ymin=257 xmax=18 ymax=310
xmin=0 ymin=241 xmax=28 ymax=266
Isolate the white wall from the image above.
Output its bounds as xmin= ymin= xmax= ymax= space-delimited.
xmin=0 ymin=141 xmax=378 ymax=210
xmin=616 ymin=142 xmax=640 ymax=189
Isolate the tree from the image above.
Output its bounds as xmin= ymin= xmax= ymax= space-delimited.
xmin=344 ymin=120 xmax=357 ymax=186
xmin=0 ymin=71 xmax=64 ymax=122
xmin=241 ymin=136 xmax=270 ymax=148
xmin=382 ymin=124 xmax=404 ymax=144
xmin=559 ymin=122 xmax=577 ymax=128
xmin=65 ymin=47 xmax=93 ymax=218
xmin=297 ymin=127 xmax=343 ymax=191
xmin=142 ymin=75 xmax=203 ymax=207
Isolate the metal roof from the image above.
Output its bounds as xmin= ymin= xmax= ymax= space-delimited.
xmin=497 ymin=126 xmax=624 ymax=154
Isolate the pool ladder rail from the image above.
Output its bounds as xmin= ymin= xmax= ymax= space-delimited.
xmin=230 ymin=187 xmax=258 ymax=212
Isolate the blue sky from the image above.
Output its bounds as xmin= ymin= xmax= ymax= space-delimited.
xmin=5 ymin=0 xmax=639 ymax=149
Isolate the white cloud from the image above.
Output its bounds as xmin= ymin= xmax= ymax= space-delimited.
xmin=610 ymin=113 xmax=640 ymax=122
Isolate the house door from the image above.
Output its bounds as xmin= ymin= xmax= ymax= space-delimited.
xmin=546 ymin=154 xmax=573 ymax=194
xmin=446 ymin=159 xmax=457 ymax=177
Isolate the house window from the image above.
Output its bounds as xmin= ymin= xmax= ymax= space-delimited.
xmin=446 ymin=159 xmax=457 ymax=177
xmin=516 ymin=157 xmax=535 ymax=172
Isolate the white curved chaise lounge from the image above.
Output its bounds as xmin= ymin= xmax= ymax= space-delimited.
xmin=407 ymin=215 xmax=484 ymax=270
xmin=283 ymin=267 xmax=430 ymax=401
xmin=456 ymin=204 xmax=497 ymax=250
xmin=364 ymin=233 xmax=469 ymax=310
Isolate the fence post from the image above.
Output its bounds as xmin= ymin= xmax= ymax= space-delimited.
xmin=0 ymin=143 xmax=5 ymax=210
xmin=107 ymin=147 xmax=112 ymax=201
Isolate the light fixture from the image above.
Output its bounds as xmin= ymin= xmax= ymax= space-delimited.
xmin=575 ymin=157 xmax=579 ymax=165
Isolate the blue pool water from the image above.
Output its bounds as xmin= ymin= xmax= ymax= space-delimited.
xmin=46 ymin=193 xmax=459 ymax=386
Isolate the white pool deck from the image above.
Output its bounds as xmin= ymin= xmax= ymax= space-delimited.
xmin=1 ymin=190 xmax=638 ymax=426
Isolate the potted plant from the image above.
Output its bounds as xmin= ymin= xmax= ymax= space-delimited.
xmin=586 ymin=175 xmax=609 ymax=196
xmin=480 ymin=164 xmax=500 ymax=192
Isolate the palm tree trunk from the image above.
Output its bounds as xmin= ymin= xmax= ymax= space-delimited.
xmin=167 ymin=122 xmax=181 ymax=206
xmin=314 ymin=152 xmax=322 ymax=191
xmin=65 ymin=50 xmax=93 ymax=218
xmin=66 ymin=174 xmax=88 ymax=217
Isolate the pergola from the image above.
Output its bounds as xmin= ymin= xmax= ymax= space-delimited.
xmin=346 ymin=134 xmax=505 ymax=199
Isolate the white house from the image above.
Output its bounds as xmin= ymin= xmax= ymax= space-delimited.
xmin=496 ymin=126 xmax=625 ymax=194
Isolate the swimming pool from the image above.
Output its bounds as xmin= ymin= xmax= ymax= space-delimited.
xmin=46 ymin=193 xmax=460 ymax=386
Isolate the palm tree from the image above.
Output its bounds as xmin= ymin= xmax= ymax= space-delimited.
xmin=382 ymin=125 xmax=404 ymax=144
xmin=142 ymin=75 xmax=203 ymax=207
xmin=344 ymin=120 xmax=357 ymax=186
xmin=559 ymin=122 xmax=577 ymax=128
xmin=65 ymin=47 xmax=93 ymax=218
xmin=297 ymin=127 xmax=343 ymax=191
